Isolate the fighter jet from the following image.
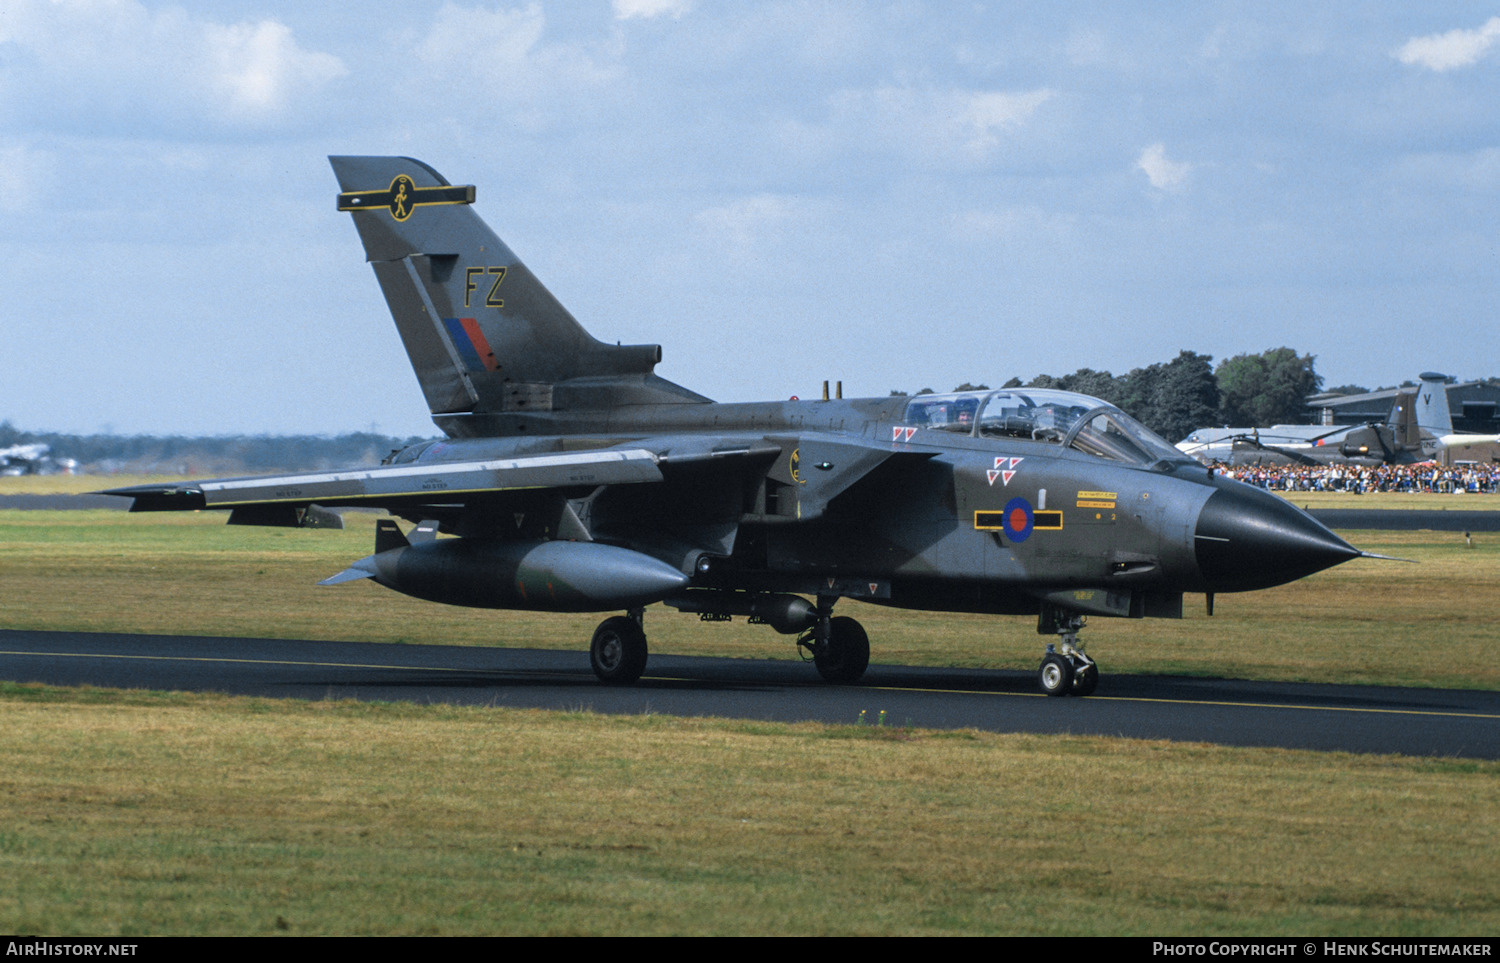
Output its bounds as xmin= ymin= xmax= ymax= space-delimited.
xmin=1 ymin=443 xmax=75 ymax=476
xmin=1 ymin=444 xmax=51 ymax=476
xmin=104 ymin=156 xmax=1377 ymax=697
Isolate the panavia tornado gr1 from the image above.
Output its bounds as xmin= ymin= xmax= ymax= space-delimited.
xmin=105 ymin=156 xmax=1378 ymax=697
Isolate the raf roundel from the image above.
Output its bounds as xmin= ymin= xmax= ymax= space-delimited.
xmin=1002 ymin=497 xmax=1034 ymax=543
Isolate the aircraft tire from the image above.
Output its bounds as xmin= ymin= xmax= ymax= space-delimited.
xmin=1038 ymin=653 xmax=1074 ymax=697
xmin=814 ymin=616 xmax=869 ymax=684
xmin=1070 ymin=661 xmax=1099 ymax=697
xmin=590 ymin=616 xmax=648 ymax=685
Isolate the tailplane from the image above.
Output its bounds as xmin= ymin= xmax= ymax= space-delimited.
xmin=329 ymin=156 xmax=707 ymax=435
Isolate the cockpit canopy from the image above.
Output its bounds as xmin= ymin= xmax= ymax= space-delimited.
xmin=902 ymin=388 xmax=1188 ymax=468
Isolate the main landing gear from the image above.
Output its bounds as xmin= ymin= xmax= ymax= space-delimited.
xmin=585 ymin=594 xmax=876 ymax=684
xmin=796 ymin=615 xmax=869 ymax=683
xmin=1037 ymin=610 xmax=1098 ymax=698
xmin=588 ymin=597 xmax=872 ymax=686
xmin=792 ymin=596 xmax=870 ymax=684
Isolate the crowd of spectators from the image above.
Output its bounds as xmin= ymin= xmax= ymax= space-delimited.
xmin=1212 ymin=462 xmax=1500 ymax=494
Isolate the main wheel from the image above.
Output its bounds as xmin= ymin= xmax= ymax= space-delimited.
xmin=1070 ymin=660 xmax=1099 ymax=697
xmin=590 ymin=616 xmax=648 ymax=685
xmin=1038 ymin=653 xmax=1074 ymax=697
xmin=814 ymin=616 xmax=870 ymax=684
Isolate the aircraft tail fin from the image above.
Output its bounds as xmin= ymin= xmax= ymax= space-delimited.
xmin=1388 ymin=389 xmax=1421 ymax=451
xmin=1415 ymin=373 xmax=1453 ymax=435
xmin=328 ymin=156 xmax=707 ymax=434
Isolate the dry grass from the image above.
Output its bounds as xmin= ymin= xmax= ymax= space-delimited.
xmin=3 ymin=499 xmax=1497 ymax=936
xmin=0 ymin=475 xmax=183 ymax=495
xmin=1274 ymin=490 xmax=1500 ymax=511
xmin=0 ymin=685 xmax=1494 ymax=936
xmin=2 ymin=510 xmax=1496 ymax=689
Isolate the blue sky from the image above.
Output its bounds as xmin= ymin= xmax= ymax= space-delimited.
xmin=3 ymin=1 xmax=1497 ymax=437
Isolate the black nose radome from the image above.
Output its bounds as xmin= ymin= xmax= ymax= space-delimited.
xmin=1194 ymin=486 xmax=1360 ymax=592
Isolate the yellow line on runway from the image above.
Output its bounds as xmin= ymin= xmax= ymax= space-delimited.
xmin=0 ymin=649 xmax=474 ymax=674
xmin=851 ymin=682 xmax=1500 ymax=721
xmin=5 ymin=650 xmax=1498 ymax=722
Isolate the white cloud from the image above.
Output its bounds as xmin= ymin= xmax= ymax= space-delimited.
xmin=963 ymin=90 xmax=1056 ymax=151
xmin=694 ymin=194 xmax=799 ymax=251
xmin=822 ymin=84 xmax=1054 ymax=166
xmin=1137 ymin=143 xmax=1192 ymax=190
xmin=0 ymin=0 xmax=345 ymax=133
xmin=1396 ymin=17 xmax=1500 ymax=72
xmin=613 ymin=0 xmax=694 ymax=20
xmin=954 ymin=206 xmax=1076 ymax=243
xmin=1390 ymin=147 xmax=1500 ymax=193
xmin=204 ymin=19 xmax=346 ymax=117
xmin=415 ymin=3 xmax=621 ymax=120
xmin=0 ymin=144 xmax=58 ymax=213
xmin=419 ymin=4 xmax=548 ymax=71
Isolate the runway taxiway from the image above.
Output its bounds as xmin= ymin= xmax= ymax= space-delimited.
xmin=2 ymin=629 xmax=1495 ymax=759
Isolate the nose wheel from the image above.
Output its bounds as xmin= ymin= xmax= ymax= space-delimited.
xmin=1038 ymin=653 xmax=1073 ymax=695
xmin=1036 ymin=610 xmax=1098 ymax=697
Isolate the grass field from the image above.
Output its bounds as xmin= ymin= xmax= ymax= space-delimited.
xmin=1277 ymin=489 xmax=1500 ymax=511
xmin=0 ymin=683 xmax=1495 ymax=936
xmin=0 ymin=504 xmax=1494 ymax=689
xmin=1 ymin=475 xmax=183 ymax=494
xmin=1 ymin=489 xmax=1497 ymax=935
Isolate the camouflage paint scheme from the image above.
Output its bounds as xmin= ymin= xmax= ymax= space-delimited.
xmin=107 ymin=157 xmax=1368 ymax=695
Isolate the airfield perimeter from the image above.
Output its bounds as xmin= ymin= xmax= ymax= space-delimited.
xmin=0 ymin=486 xmax=1495 ymax=756
xmin=1 ymin=487 xmax=1497 ymax=934
xmin=1 ymin=484 xmax=1497 ymax=706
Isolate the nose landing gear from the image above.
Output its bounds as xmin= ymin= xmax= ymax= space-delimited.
xmin=1037 ymin=609 xmax=1098 ymax=697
